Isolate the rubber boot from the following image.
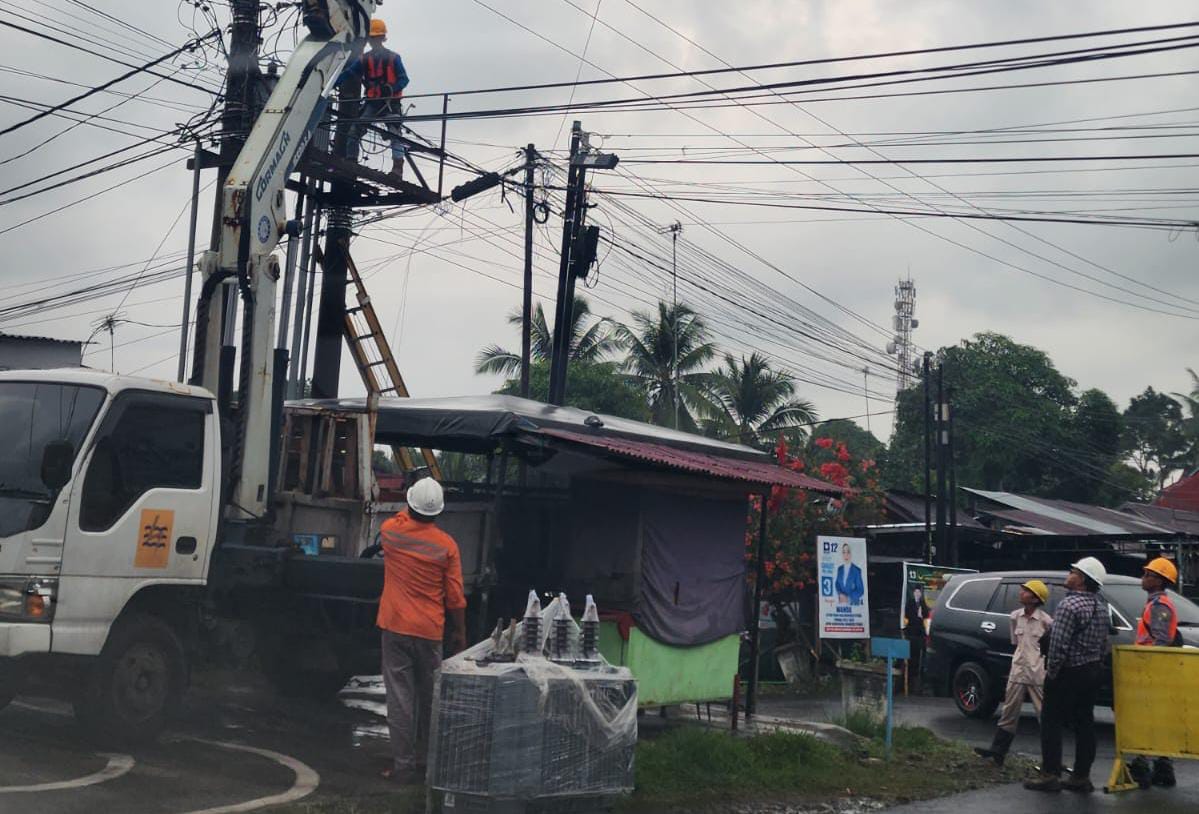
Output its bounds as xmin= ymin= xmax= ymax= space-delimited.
xmin=1128 ymin=756 xmax=1152 ymax=790
xmin=974 ymin=729 xmax=1014 ymax=767
xmin=1152 ymin=757 xmax=1176 ymax=788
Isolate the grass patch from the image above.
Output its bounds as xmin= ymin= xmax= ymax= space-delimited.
xmin=624 ymin=724 xmax=1028 ymax=811
xmin=273 ymin=722 xmax=1027 ymax=814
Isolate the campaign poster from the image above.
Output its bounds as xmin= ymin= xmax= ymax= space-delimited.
xmin=900 ymin=562 xmax=977 ymax=636
xmin=817 ymin=535 xmax=870 ymax=639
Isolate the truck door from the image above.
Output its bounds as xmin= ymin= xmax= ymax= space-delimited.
xmin=53 ymin=390 xmax=218 ymax=655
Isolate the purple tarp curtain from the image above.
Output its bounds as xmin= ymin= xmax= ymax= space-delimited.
xmin=634 ymin=489 xmax=749 ymax=647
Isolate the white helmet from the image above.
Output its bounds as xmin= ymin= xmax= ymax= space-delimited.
xmin=1071 ymin=556 xmax=1107 ymax=588
xmin=406 ymin=478 xmax=445 ymax=517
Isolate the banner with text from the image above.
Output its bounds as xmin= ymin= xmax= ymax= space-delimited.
xmin=817 ymin=535 xmax=870 ymax=639
xmin=900 ymin=562 xmax=978 ymax=636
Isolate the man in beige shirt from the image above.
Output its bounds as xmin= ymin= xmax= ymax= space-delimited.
xmin=975 ymin=579 xmax=1053 ymax=767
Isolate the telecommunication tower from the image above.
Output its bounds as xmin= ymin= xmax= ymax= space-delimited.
xmin=885 ymin=278 xmax=919 ymax=396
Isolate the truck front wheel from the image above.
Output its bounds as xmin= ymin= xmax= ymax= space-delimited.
xmin=76 ymin=614 xmax=186 ymax=744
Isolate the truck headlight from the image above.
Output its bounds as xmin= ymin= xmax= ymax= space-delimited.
xmin=0 ymin=576 xmax=57 ymax=622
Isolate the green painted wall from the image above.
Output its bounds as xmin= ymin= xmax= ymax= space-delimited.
xmin=598 ymin=621 xmax=739 ymax=706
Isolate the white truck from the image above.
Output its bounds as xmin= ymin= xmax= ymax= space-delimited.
xmin=0 ymin=0 xmax=394 ymax=742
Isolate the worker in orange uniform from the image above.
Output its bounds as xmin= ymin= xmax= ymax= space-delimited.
xmin=340 ymin=18 xmax=410 ymax=176
xmin=376 ymin=477 xmax=466 ymax=784
xmin=1126 ymin=556 xmax=1181 ymax=790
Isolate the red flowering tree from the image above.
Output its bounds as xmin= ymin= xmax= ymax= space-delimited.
xmin=748 ymin=433 xmax=885 ymax=643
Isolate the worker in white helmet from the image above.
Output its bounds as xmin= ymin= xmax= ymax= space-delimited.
xmin=1025 ymin=556 xmax=1109 ymax=795
xmin=376 ymin=477 xmax=466 ymax=784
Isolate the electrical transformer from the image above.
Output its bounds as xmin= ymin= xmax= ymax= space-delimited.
xmin=427 ymin=593 xmax=637 ymax=813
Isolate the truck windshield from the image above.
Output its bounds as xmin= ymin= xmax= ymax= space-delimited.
xmin=0 ymin=381 xmax=104 ymax=538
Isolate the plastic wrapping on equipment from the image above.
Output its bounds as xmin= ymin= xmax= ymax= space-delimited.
xmin=427 ymin=593 xmax=638 ymax=810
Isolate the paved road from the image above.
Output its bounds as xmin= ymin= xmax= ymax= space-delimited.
xmin=0 ymin=674 xmax=405 ymax=814
xmin=3 ymin=678 xmax=1195 ymax=812
xmin=759 ymin=694 xmax=1199 ymax=813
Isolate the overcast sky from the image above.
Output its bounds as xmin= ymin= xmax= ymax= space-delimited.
xmin=1 ymin=0 xmax=1196 ymax=440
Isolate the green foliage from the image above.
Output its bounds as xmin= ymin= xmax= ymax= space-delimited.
xmin=884 ymin=333 xmax=1130 ymax=506
xmin=1174 ymin=368 xmax=1199 ymax=471
xmin=701 ymin=352 xmax=818 ymax=449
xmin=435 ymin=450 xmax=489 ymax=483
xmin=1123 ymin=386 xmax=1187 ymax=491
xmin=810 ymin=419 xmax=884 ymax=462
xmin=618 ymin=301 xmax=717 ymax=431
xmin=497 ymin=359 xmax=651 ymax=423
xmin=475 ymin=295 xmax=620 ymax=377
xmin=371 ymin=449 xmax=398 ymax=474
xmin=626 ymin=724 xmax=1022 ymax=811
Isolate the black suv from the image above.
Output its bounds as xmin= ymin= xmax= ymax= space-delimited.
xmin=926 ymin=570 xmax=1199 ymax=718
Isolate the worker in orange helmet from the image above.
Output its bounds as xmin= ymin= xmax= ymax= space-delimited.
xmin=372 ymin=477 xmax=467 ymax=785
xmin=1126 ymin=556 xmax=1181 ymax=790
xmin=339 ymin=18 xmax=410 ymax=176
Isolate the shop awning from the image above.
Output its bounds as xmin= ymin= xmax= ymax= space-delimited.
xmin=534 ymin=428 xmax=845 ymax=493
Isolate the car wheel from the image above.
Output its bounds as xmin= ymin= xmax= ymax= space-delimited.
xmin=75 ymin=614 xmax=186 ymax=744
xmin=952 ymin=661 xmax=997 ymax=719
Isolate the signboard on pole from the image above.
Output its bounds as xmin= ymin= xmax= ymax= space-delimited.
xmin=817 ymin=535 xmax=870 ymax=639
xmin=900 ymin=562 xmax=977 ymax=635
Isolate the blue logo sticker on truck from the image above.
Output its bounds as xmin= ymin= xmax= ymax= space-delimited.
xmin=257 ymin=214 xmax=272 ymax=243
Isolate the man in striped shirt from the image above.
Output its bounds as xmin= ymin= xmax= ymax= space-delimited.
xmin=1025 ymin=557 xmax=1109 ymax=794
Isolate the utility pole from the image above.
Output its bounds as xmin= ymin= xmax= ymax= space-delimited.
xmin=935 ymin=364 xmax=947 ymax=566
xmin=922 ymin=352 xmax=933 ymax=563
xmin=862 ymin=367 xmax=871 ymax=434
xmin=199 ymin=0 xmax=260 ymax=408
xmin=668 ymin=221 xmax=682 ymax=428
xmin=177 ymin=137 xmax=203 ymax=381
xmin=521 ymin=144 xmax=537 ymax=398
xmin=547 ymin=122 xmax=618 ymax=405
xmin=312 ymin=73 xmax=361 ymax=399
xmin=548 ymin=124 xmax=585 ymax=406
xmin=947 ymin=383 xmax=958 ymax=567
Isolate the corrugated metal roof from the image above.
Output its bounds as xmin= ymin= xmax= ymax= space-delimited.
xmin=535 ymin=427 xmax=846 ymax=493
xmin=1121 ymin=502 xmax=1199 ymax=537
xmin=0 ymin=332 xmax=82 ymax=346
xmin=964 ymin=487 xmax=1177 ymax=537
xmin=1157 ymin=471 xmax=1199 ymax=513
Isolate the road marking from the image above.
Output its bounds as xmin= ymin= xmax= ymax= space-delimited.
xmin=0 ymin=753 xmax=135 ymax=793
xmin=174 ymin=738 xmax=320 ymax=814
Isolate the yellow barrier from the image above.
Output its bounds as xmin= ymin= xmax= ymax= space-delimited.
xmin=1105 ymin=645 xmax=1199 ymax=792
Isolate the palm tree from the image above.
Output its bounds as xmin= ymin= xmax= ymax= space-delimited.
xmin=701 ymin=352 xmax=818 ymax=448
xmin=1174 ymin=367 xmax=1199 ymax=470
xmin=617 ymin=301 xmax=717 ymax=431
xmin=475 ymin=295 xmax=620 ymax=376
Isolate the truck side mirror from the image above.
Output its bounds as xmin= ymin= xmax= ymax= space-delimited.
xmin=40 ymin=440 xmax=74 ymax=491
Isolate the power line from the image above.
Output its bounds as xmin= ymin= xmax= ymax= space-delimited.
xmin=0 ymin=18 xmax=221 ymax=96
xmin=0 ymin=29 xmax=218 ymax=138
xmin=441 ymin=9 xmax=1199 ymax=99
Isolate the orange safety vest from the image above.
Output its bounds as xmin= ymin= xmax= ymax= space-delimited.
xmin=363 ymin=52 xmax=401 ymax=100
xmin=1136 ymin=592 xmax=1179 ymax=646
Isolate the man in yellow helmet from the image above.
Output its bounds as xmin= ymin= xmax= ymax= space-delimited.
xmin=339 ymin=18 xmax=410 ymax=176
xmin=975 ymin=579 xmax=1052 ymax=767
xmin=1126 ymin=556 xmax=1181 ymax=789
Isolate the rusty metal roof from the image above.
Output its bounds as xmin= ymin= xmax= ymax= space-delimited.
xmin=964 ymin=487 xmax=1178 ymax=538
xmin=535 ymin=428 xmax=845 ymax=493
xmin=1158 ymin=470 xmax=1199 ymax=513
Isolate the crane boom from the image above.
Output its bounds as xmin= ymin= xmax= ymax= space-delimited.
xmin=195 ymin=0 xmax=376 ymax=519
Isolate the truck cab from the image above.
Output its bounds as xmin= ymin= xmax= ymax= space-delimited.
xmin=0 ymin=368 xmax=222 ymax=737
